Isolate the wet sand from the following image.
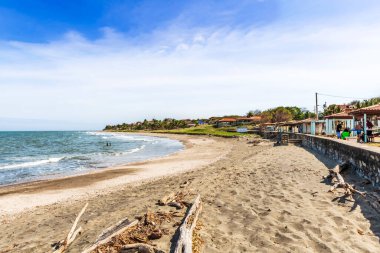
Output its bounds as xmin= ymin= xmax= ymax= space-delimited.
xmin=0 ymin=168 xmax=139 ymax=197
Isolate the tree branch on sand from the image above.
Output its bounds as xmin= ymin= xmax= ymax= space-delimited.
xmin=158 ymin=191 xmax=191 ymax=210
xmin=324 ymin=163 xmax=366 ymax=198
xmin=52 ymin=203 xmax=88 ymax=253
xmin=173 ymin=194 xmax=202 ymax=253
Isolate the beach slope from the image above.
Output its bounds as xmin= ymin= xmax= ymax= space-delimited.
xmin=1 ymin=135 xmax=380 ymax=252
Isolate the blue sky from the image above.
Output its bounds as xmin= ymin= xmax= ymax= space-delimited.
xmin=1 ymin=0 xmax=380 ymax=130
xmin=0 ymin=0 xmax=278 ymax=42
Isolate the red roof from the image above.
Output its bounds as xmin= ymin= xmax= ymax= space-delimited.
xmin=249 ymin=116 xmax=262 ymax=121
xmin=324 ymin=112 xmax=353 ymax=119
xmin=237 ymin=116 xmax=261 ymax=121
xmin=218 ymin=118 xmax=237 ymax=122
xmin=349 ymin=104 xmax=380 ymax=115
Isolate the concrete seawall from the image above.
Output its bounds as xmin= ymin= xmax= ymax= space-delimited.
xmin=266 ymin=132 xmax=380 ymax=187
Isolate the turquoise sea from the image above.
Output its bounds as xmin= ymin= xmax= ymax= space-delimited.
xmin=0 ymin=131 xmax=183 ymax=186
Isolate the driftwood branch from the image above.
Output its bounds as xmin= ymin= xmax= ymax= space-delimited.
xmin=97 ymin=217 xmax=135 ymax=242
xmin=158 ymin=192 xmax=176 ymax=205
xmin=120 ymin=243 xmax=165 ymax=253
xmin=326 ymin=165 xmax=366 ymax=198
xmin=158 ymin=191 xmax=190 ymax=210
xmin=81 ymin=219 xmax=138 ymax=253
xmin=52 ymin=203 xmax=88 ymax=253
xmin=174 ymin=194 xmax=202 ymax=253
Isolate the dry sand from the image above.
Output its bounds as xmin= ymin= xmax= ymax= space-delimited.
xmin=1 ymin=134 xmax=380 ymax=253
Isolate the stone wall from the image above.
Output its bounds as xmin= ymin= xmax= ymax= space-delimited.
xmin=283 ymin=132 xmax=380 ymax=187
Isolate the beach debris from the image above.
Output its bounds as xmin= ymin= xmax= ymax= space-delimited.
xmin=83 ymin=211 xmax=179 ymax=253
xmin=82 ymin=218 xmax=139 ymax=253
xmin=52 ymin=202 xmax=88 ymax=253
xmin=173 ymin=194 xmax=202 ymax=253
xmin=120 ymin=243 xmax=165 ymax=253
xmin=81 ymin=192 xmax=203 ymax=253
xmin=357 ymin=228 xmax=365 ymax=235
xmin=180 ymin=181 xmax=190 ymax=188
xmin=159 ymin=192 xmax=176 ymax=205
xmin=148 ymin=229 xmax=163 ymax=240
xmin=325 ymin=164 xmax=366 ymax=198
xmin=158 ymin=191 xmax=190 ymax=209
xmin=247 ymin=139 xmax=263 ymax=146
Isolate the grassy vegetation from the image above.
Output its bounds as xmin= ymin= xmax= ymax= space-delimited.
xmin=151 ymin=125 xmax=253 ymax=138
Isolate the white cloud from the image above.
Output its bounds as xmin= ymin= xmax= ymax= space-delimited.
xmin=1 ymin=9 xmax=380 ymax=130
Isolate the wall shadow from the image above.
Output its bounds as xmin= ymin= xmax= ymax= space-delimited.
xmin=304 ymin=146 xmax=380 ymax=242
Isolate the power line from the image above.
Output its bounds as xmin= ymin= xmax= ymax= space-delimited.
xmin=317 ymin=93 xmax=370 ymax=100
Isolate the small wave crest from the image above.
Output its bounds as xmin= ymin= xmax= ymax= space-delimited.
xmin=127 ymin=145 xmax=146 ymax=153
xmin=0 ymin=157 xmax=64 ymax=170
xmin=85 ymin=131 xmax=156 ymax=142
xmin=113 ymin=145 xmax=146 ymax=156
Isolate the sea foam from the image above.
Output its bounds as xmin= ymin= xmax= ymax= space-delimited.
xmin=0 ymin=157 xmax=63 ymax=170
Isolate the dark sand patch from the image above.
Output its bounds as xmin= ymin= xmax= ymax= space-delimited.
xmin=0 ymin=168 xmax=139 ymax=196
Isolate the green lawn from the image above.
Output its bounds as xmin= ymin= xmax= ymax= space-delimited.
xmin=151 ymin=125 xmax=253 ymax=138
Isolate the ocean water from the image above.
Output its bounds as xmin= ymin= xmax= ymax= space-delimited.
xmin=0 ymin=131 xmax=183 ymax=186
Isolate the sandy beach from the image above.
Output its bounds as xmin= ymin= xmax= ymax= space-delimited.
xmin=1 ymin=134 xmax=380 ymax=252
xmin=0 ymin=134 xmax=230 ymax=216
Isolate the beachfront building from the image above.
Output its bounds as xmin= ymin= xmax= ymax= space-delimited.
xmin=324 ymin=112 xmax=355 ymax=137
xmin=216 ymin=118 xmax=237 ymax=127
xmin=299 ymin=118 xmax=325 ymax=135
xmin=349 ymin=103 xmax=380 ymax=142
xmin=277 ymin=121 xmax=299 ymax=133
xmin=216 ymin=116 xmax=261 ymax=128
xmin=236 ymin=116 xmax=261 ymax=125
xmin=260 ymin=122 xmax=277 ymax=132
xmin=197 ymin=120 xmax=206 ymax=125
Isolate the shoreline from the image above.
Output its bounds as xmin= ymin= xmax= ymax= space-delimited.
xmin=0 ymin=133 xmax=232 ymax=217
xmin=2 ymin=135 xmax=380 ymax=252
xmin=0 ymin=132 xmax=188 ymax=194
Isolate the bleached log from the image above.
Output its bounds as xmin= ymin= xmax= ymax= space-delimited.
xmin=173 ymin=194 xmax=202 ymax=253
xmin=53 ymin=203 xmax=88 ymax=253
xmin=120 ymin=243 xmax=165 ymax=253
xmin=81 ymin=219 xmax=138 ymax=253
xmin=344 ymin=183 xmax=366 ymax=197
xmin=327 ymin=168 xmax=366 ymax=197
xmin=96 ymin=217 xmax=134 ymax=242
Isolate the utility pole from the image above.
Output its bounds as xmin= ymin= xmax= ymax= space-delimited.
xmin=315 ymin=92 xmax=318 ymax=120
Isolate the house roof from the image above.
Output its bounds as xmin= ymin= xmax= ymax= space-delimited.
xmin=349 ymin=103 xmax=380 ymax=116
xmin=299 ymin=118 xmax=324 ymax=124
xmin=249 ymin=116 xmax=262 ymax=121
xmin=237 ymin=116 xmax=262 ymax=121
xmin=218 ymin=118 xmax=237 ymax=122
xmin=335 ymin=104 xmax=356 ymax=112
xmin=324 ymin=111 xmax=353 ymax=119
xmin=279 ymin=120 xmax=302 ymax=126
